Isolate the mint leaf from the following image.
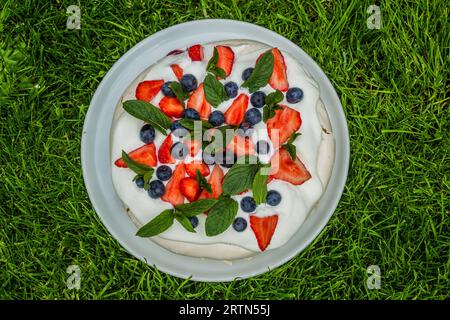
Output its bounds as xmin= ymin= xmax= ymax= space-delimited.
xmin=205 ymin=196 xmax=238 ymax=236
xmin=207 ymin=47 xmax=227 ymax=79
xmin=178 ymin=119 xmax=213 ymax=131
xmin=204 ymin=73 xmax=228 ymax=107
xmin=175 ymin=198 xmax=218 ymax=217
xmin=123 ymin=100 xmax=171 ymax=134
xmin=283 ymin=132 xmax=301 ymax=160
xmin=169 ymin=82 xmax=189 ymax=105
xmin=242 ymin=50 xmax=274 ymax=93
xmin=206 ymin=47 xmax=219 ymax=73
xmin=222 ymin=161 xmax=259 ymax=195
xmin=121 ymin=150 xmax=154 ymax=176
xmin=175 ymin=213 xmax=196 ymax=233
xmin=136 ymin=209 xmax=174 ymax=237
xmin=283 ymin=143 xmax=296 ymax=160
xmin=265 ymin=90 xmax=283 ymax=106
xmin=143 ymin=170 xmax=153 ymax=190
xmin=288 ymin=132 xmax=301 ymax=144
xmin=196 ymin=170 xmax=212 ymax=194
xmin=252 ymin=165 xmax=270 ymax=205
xmin=263 ymin=104 xmax=282 ymax=122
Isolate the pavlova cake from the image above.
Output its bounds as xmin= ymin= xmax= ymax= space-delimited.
xmin=111 ymin=40 xmax=335 ymax=260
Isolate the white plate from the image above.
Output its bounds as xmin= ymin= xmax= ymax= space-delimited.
xmin=81 ymin=19 xmax=349 ymax=282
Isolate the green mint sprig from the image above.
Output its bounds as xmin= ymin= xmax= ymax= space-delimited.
xmin=206 ymin=47 xmax=227 ymax=79
xmin=169 ymin=82 xmax=190 ymax=105
xmin=121 ymin=150 xmax=154 ymax=190
xmin=283 ymin=132 xmax=301 ymax=160
xmin=122 ymin=100 xmax=171 ymax=134
xmin=242 ymin=50 xmax=274 ymax=93
xmin=262 ymin=90 xmax=284 ymax=122
xmin=204 ymin=73 xmax=228 ymax=107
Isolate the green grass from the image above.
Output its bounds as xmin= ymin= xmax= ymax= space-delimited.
xmin=0 ymin=0 xmax=449 ymax=299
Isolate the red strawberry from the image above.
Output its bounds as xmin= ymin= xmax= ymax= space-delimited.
xmin=216 ymin=46 xmax=234 ymax=78
xmin=187 ymin=83 xmax=211 ymax=120
xmin=268 ymin=48 xmax=289 ymax=92
xmin=159 ymin=96 xmax=184 ymax=118
xmin=224 ymin=93 xmax=249 ymax=126
xmin=269 ymin=147 xmax=311 ymax=185
xmin=198 ymin=165 xmax=224 ymax=199
xmin=180 ymin=177 xmax=201 ymax=202
xmin=170 ymin=64 xmax=183 ymax=80
xmin=167 ymin=49 xmax=184 ymax=56
xmin=135 ymin=80 xmax=164 ymax=102
xmin=188 ymin=44 xmax=204 ymax=61
xmin=161 ymin=163 xmax=185 ymax=205
xmin=158 ymin=134 xmax=175 ymax=164
xmin=114 ymin=144 xmax=157 ymax=168
xmin=184 ymin=139 xmax=201 ymax=157
xmin=266 ymin=104 xmax=301 ymax=148
xmin=185 ymin=161 xmax=210 ymax=178
xmin=227 ymin=134 xmax=255 ymax=156
xmin=250 ymin=215 xmax=279 ymax=251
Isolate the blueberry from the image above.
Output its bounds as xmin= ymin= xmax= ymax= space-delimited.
xmin=170 ymin=120 xmax=184 ymax=131
xmin=208 ymin=110 xmax=225 ymax=127
xmin=237 ymin=122 xmax=253 ymax=137
xmin=188 ymin=216 xmax=199 ymax=228
xmin=266 ymin=190 xmax=282 ymax=206
xmin=250 ymin=91 xmax=266 ymax=108
xmin=224 ymin=81 xmax=238 ymax=98
xmin=180 ymin=74 xmax=198 ymax=92
xmin=216 ymin=149 xmax=236 ymax=168
xmin=256 ymin=140 xmax=270 ymax=155
xmin=202 ymin=150 xmax=216 ymax=165
xmin=139 ymin=124 xmax=155 ymax=143
xmin=245 ymin=108 xmax=262 ymax=125
xmin=148 ymin=180 xmax=165 ymax=198
xmin=286 ymin=87 xmax=304 ymax=103
xmin=183 ymin=108 xmax=200 ymax=120
xmin=171 ymin=142 xmax=188 ymax=160
xmin=135 ymin=177 xmax=145 ymax=188
xmin=156 ymin=165 xmax=172 ymax=181
xmin=162 ymin=81 xmax=176 ymax=97
xmin=242 ymin=67 xmax=254 ymax=81
xmin=240 ymin=196 xmax=257 ymax=213
xmin=233 ymin=217 xmax=247 ymax=232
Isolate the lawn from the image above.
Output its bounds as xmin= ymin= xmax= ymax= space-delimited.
xmin=0 ymin=0 xmax=448 ymax=299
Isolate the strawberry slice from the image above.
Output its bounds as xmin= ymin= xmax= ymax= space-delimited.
xmin=170 ymin=64 xmax=183 ymax=80
xmin=269 ymin=147 xmax=311 ymax=185
xmin=185 ymin=161 xmax=210 ymax=178
xmin=180 ymin=177 xmax=201 ymax=202
xmin=227 ymin=134 xmax=255 ymax=156
xmin=266 ymin=104 xmax=301 ymax=148
xmin=158 ymin=134 xmax=175 ymax=164
xmin=114 ymin=144 xmax=157 ymax=168
xmin=159 ymin=96 xmax=184 ymax=118
xmin=198 ymin=165 xmax=224 ymax=199
xmin=188 ymin=44 xmax=204 ymax=61
xmin=269 ymin=48 xmax=289 ymax=91
xmin=135 ymin=80 xmax=164 ymax=102
xmin=216 ymin=46 xmax=234 ymax=78
xmin=187 ymin=83 xmax=211 ymax=120
xmin=184 ymin=139 xmax=201 ymax=157
xmin=167 ymin=49 xmax=184 ymax=56
xmin=224 ymin=93 xmax=249 ymax=126
xmin=161 ymin=163 xmax=185 ymax=205
xmin=250 ymin=215 xmax=279 ymax=251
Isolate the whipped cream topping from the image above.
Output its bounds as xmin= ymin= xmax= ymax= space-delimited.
xmin=111 ymin=40 xmax=333 ymax=255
